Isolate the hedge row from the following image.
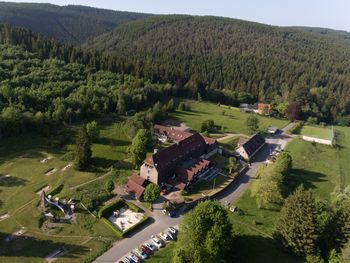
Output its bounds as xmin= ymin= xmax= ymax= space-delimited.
xmin=101 ymin=218 xmax=123 ymax=238
xmin=287 ymin=122 xmax=303 ymax=135
xmin=123 ymin=215 xmax=150 ymax=237
xmin=97 ymin=198 xmax=140 ymax=219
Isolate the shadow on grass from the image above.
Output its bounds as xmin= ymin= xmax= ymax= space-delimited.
xmin=0 ymin=176 xmax=27 ymax=187
xmin=97 ymin=138 xmax=130 ymax=147
xmin=283 ymin=169 xmax=327 ymax=197
xmin=0 ymin=232 xmax=89 ymax=259
xmin=232 ymin=234 xmax=303 ymax=263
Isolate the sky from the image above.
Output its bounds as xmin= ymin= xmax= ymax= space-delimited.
xmin=4 ymin=0 xmax=350 ymax=31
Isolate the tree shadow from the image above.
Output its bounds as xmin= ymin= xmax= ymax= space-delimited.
xmin=232 ymin=234 xmax=303 ymax=263
xmin=0 ymin=232 xmax=89 ymax=259
xmin=97 ymin=138 xmax=130 ymax=147
xmin=283 ymin=169 xmax=327 ymax=197
xmin=91 ymin=157 xmax=116 ymax=170
xmin=0 ymin=176 xmax=27 ymax=187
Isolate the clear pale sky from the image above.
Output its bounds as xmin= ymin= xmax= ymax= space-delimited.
xmin=4 ymin=0 xmax=350 ymax=31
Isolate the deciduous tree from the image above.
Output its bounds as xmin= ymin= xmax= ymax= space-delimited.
xmin=246 ymin=114 xmax=259 ymax=134
xmin=173 ymin=201 xmax=234 ymax=263
xmin=143 ymin=183 xmax=160 ymax=202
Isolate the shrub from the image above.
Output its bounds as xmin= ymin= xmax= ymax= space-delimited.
xmin=60 ymin=151 xmax=75 ymax=161
xmin=105 ymin=179 xmax=114 ymax=193
xmin=288 ymin=121 xmax=303 ymax=135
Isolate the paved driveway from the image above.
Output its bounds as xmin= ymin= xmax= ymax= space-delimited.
xmin=95 ymin=125 xmax=294 ymax=262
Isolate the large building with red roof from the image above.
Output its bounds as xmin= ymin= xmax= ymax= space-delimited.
xmin=139 ymin=125 xmax=219 ymax=190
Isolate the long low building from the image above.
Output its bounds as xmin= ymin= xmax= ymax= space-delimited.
xmin=236 ymin=133 xmax=265 ymax=161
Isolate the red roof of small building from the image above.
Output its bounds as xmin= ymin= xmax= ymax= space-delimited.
xmin=175 ymin=159 xmax=210 ymax=184
xmin=126 ymin=179 xmax=145 ymax=200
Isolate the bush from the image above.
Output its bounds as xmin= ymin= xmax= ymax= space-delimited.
xmin=105 ymin=179 xmax=114 ymax=193
xmin=101 ymin=218 xmax=123 ymax=238
xmin=60 ymin=151 xmax=75 ymax=161
xmin=288 ymin=121 xmax=303 ymax=135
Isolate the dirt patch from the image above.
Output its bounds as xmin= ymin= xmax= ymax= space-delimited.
xmin=37 ymin=185 xmax=50 ymax=195
xmin=61 ymin=164 xmax=72 ymax=171
xmin=0 ymin=213 xmax=10 ymax=222
xmin=45 ymin=168 xmax=57 ymax=176
xmin=41 ymin=156 xmax=53 ymax=163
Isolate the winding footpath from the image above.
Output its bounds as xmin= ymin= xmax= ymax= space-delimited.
xmin=95 ymin=123 xmax=297 ymax=263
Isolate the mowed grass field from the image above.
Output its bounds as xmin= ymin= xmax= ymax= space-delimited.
xmin=228 ymin=126 xmax=350 ymax=262
xmin=171 ymin=101 xmax=289 ymax=135
xmin=0 ymin=121 xmax=134 ymax=262
xmin=299 ymin=125 xmax=333 ymax=140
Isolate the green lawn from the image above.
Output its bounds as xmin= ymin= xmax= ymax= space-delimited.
xmin=285 ymin=139 xmax=340 ymax=199
xmin=0 ymin=121 xmax=134 ymax=263
xmin=228 ymin=126 xmax=350 ymax=262
xmin=219 ymin=136 xmax=240 ymax=151
xmin=170 ymin=101 xmax=289 ymax=135
xmin=299 ymin=125 xmax=333 ymax=140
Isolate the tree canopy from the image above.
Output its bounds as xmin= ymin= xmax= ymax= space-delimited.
xmin=143 ymin=183 xmax=160 ymax=202
xmin=174 ymin=200 xmax=234 ymax=263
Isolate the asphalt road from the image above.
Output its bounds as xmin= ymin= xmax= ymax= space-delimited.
xmin=95 ymin=126 xmax=295 ymax=263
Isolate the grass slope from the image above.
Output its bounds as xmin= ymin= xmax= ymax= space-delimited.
xmin=171 ymin=101 xmax=288 ymax=135
xmin=0 ymin=121 xmax=134 ymax=262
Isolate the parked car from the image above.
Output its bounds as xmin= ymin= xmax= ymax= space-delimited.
xmin=141 ymin=245 xmax=153 ymax=255
xmin=151 ymin=235 xmax=164 ymax=248
xmin=126 ymin=255 xmax=138 ymax=263
xmin=167 ymin=231 xmax=176 ymax=240
xmin=168 ymin=226 xmax=178 ymax=235
xmin=134 ymin=248 xmax=148 ymax=260
xmin=168 ymin=210 xmax=177 ymax=217
xmin=144 ymin=242 xmax=157 ymax=252
xmin=129 ymin=253 xmax=140 ymax=263
xmin=159 ymin=231 xmax=171 ymax=242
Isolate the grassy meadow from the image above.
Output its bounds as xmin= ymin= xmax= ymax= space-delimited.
xmin=171 ymin=101 xmax=289 ymax=135
xmin=229 ymin=126 xmax=350 ymax=262
xmin=299 ymin=125 xmax=333 ymax=140
xmin=0 ymin=121 xmax=134 ymax=262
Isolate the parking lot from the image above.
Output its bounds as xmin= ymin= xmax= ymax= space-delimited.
xmin=118 ymin=225 xmax=179 ymax=263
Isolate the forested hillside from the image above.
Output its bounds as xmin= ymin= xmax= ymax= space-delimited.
xmin=85 ymin=15 xmax=350 ymax=124
xmin=0 ymin=2 xmax=150 ymax=43
xmin=0 ymin=43 xmax=174 ymax=138
xmin=292 ymin=26 xmax=350 ymax=41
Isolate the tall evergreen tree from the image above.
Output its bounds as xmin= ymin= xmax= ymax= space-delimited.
xmin=274 ymin=186 xmax=320 ymax=256
xmin=74 ymin=125 xmax=92 ymax=170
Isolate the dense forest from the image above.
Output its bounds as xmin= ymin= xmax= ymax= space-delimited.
xmin=85 ymin=15 xmax=350 ymax=124
xmin=0 ymin=43 xmax=175 ymax=138
xmin=0 ymin=2 xmax=150 ymax=44
xmin=292 ymin=26 xmax=350 ymax=42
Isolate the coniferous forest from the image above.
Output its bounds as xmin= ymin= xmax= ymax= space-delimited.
xmin=0 ymin=7 xmax=350 ymax=135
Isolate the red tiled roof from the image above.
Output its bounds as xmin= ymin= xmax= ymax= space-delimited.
xmin=154 ymin=124 xmax=192 ymax=142
xmin=129 ymin=173 xmax=147 ymax=187
xmin=126 ymin=179 xmax=145 ymax=200
xmin=175 ymin=159 xmax=210 ymax=184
